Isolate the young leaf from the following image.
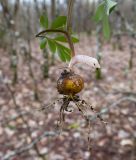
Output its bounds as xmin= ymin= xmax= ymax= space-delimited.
xmin=102 ymin=14 xmax=110 ymax=39
xmin=61 ymin=47 xmax=71 ymax=61
xmin=47 ymin=39 xmax=56 ymax=54
xmin=40 ymin=38 xmax=47 ymax=49
xmin=63 ymin=49 xmax=71 ymax=61
xmin=56 ymin=42 xmax=71 ymax=53
xmin=51 ymin=16 xmax=67 ymax=29
xmin=105 ymin=0 xmax=117 ymax=15
xmin=54 ymin=35 xmax=67 ymax=42
xmin=54 ymin=35 xmax=79 ymax=43
xmin=56 ymin=43 xmax=71 ymax=62
xmin=57 ymin=45 xmax=66 ymax=62
xmin=71 ymin=36 xmax=79 ymax=43
xmin=40 ymin=15 xmax=48 ymax=29
xmin=93 ymin=2 xmax=105 ymax=22
xmin=93 ymin=0 xmax=117 ymax=39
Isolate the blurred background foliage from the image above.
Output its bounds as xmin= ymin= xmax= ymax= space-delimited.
xmin=0 ymin=0 xmax=136 ymax=46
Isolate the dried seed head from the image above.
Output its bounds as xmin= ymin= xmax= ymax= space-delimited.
xmin=57 ymin=70 xmax=84 ymax=95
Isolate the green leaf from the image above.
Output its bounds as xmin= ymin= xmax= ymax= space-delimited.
xmin=102 ymin=14 xmax=110 ymax=39
xmin=93 ymin=2 xmax=105 ymax=22
xmin=71 ymin=36 xmax=79 ymax=43
xmin=63 ymin=49 xmax=71 ymax=61
xmin=57 ymin=46 xmax=66 ymax=61
xmin=47 ymin=39 xmax=56 ymax=53
xmin=51 ymin=16 xmax=67 ymax=29
xmin=93 ymin=0 xmax=117 ymax=39
xmin=40 ymin=38 xmax=47 ymax=49
xmin=40 ymin=15 xmax=48 ymax=29
xmin=54 ymin=35 xmax=67 ymax=42
xmin=57 ymin=42 xmax=71 ymax=54
xmin=56 ymin=43 xmax=71 ymax=61
xmin=105 ymin=0 xmax=117 ymax=15
xmin=54 ymin=35 xmax=79 ymax=43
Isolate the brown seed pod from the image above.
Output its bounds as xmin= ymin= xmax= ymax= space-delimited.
xmin=57 ymin=70 xmax=84 ymax=95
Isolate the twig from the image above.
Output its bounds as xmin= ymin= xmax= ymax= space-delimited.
xmin=36 ymin=29 xmax=75 ymax=57
xmin=89 ymin=96 xmax=136 ymax=121
xmin=36 ymin=0 xmax=75 ymax=57
xmin=2 ymin=131 xmax=57 ymax=160
xmin=1 ymin=111 xmax=29 ymax=125
xmin=112 ymin=90 xmax=136 ymax=96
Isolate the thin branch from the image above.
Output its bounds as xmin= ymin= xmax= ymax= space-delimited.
xmin=36 ymin=29 xmax=75 ymax=57
xmin=112 ymin=90 xmax=136 ymax=96
xmin=89 ymin=96 xmax=136 ymax=121
xmin=1 ymin=111 xmax=29 ymax=125
xmin=2 ymin=131 xmax=57 ymax=160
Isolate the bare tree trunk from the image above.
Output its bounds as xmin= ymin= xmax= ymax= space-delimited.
xmin=41 ymin=0 xmax=49 ymax=78
xmin=0 ymin=0 xmax=12 ymax=27
xmin=14 ymin=0 xmax=20 ymax=16
xmin=34 ymin=0 xmax=41 ymax=32
xmin=12 ymin=0 xmax=20 ymax=85
xmin=56 ymin=0 xmax=60 ymax=15
xmin=25 ymin=2 xmax=39 ymax=100
xmin=42 ymin=48 xmax=49 ymax=78
xmin=50 ymin=0 xmax=56 ymax=65
xmin=95 ymin=25 xmax=102 ymax=79
xmin=42 ymin=0 xmax=47 ymax=13
xmin=0 ymin=0 xmax=20 ymax=84
xmin=129 ymin=43 xmax=134 ymax=70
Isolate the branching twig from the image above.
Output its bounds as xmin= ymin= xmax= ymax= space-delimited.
xmin=36 ymin=0 xmax=75 ymax=57
xmin=36 ymin=29 xmax=75 ymax=57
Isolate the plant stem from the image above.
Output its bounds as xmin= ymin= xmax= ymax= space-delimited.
xmin=66 ymin=0 xmax=75 ymax=57
xmin=36 ymin=29 xmax=75 ymax=57
xmin=36 ymin=0 xmax=75 ymax=58
xmin=67 ymin=0 xmax=74 ymax=32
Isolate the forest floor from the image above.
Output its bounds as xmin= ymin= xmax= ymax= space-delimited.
xmin=0 ymin=35 xmax=136 ymax=160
